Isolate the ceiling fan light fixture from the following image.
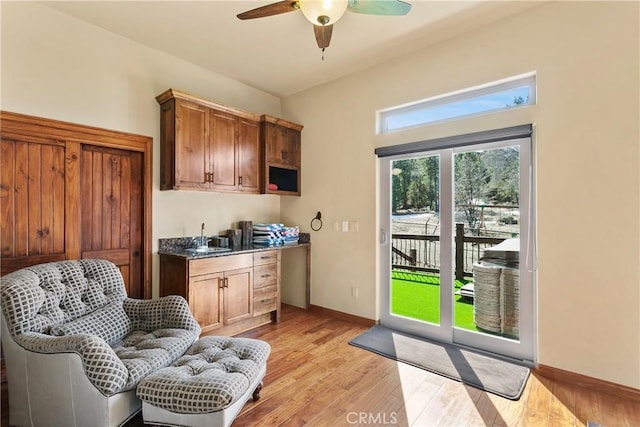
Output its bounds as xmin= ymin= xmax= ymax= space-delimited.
xmin=299 ymin=0 xmax=348 ymax=26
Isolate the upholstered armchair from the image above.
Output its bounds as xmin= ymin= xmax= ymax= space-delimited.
xmin=0 ymin=259 xmax=201 ymax=427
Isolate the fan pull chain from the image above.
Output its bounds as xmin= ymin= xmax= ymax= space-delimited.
xmin=321 ymin=48 xmax=325 ymax=61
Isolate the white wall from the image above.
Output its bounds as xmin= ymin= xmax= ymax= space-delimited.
xmin=1 ymin=2 xmax=283 ymax=297
xmin=281 ymin=1 xmax=640 ymax=388
xmin=3 ymin=0 xmax=639 ymax=390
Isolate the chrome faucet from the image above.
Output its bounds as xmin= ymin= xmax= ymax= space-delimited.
xmin=200 ymin=222 xmax=206 ymax=247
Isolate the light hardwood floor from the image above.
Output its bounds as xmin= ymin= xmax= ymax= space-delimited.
xmin=2 ymin=304 xmax=638 ymax=426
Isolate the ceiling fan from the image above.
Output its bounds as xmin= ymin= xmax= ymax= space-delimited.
xmin=237 ymin=0 xmax=411 ymax=57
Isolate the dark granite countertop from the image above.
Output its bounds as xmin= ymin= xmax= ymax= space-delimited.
xmin=159 ymin=242 xmax=309 ymax=259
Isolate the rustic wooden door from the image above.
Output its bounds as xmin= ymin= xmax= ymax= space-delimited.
xmin=0 ymin=139 xmax=66 ymax=274
xmin=80 ymin=145 xmax=144 ymax=298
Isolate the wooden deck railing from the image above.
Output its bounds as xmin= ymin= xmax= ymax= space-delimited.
xmin=392 ymin=223 xmax=506 ymax=280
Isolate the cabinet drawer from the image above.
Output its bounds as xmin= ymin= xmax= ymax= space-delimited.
xmin=254 ymin=264 xmax=277 ymax=288
xmin=189 ymin=253 xmax=253 ymax=277
xmin=254 ymin=285 xmax=278 ymax=316
xmin=253 ymin=250 xmax=278 ymax=266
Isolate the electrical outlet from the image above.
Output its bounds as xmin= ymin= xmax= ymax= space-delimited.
xmin=351 ymin=287 xmax=359 ymax=298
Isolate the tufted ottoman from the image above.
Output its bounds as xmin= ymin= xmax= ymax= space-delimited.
xmin=137 ymin=336 xmax=271 ymax=427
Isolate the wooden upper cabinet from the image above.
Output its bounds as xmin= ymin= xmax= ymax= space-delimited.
xmin=157 ymin=89 xmax=261 ymax=194
xmin=176 ymin=100 xmax=209 ymax=189
xmin=209 ymin=109 xmax=238 ymax=191
xmin=238 ymin=118 xmax=261 ymax=193
xmin=263 ymin=120 xmax=301 ymax=167
xmin=261 ymin=115 xmax=303 ymax=196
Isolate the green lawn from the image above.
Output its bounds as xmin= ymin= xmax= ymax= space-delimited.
xmin=391 ymin=271 xmax=479 ymax=332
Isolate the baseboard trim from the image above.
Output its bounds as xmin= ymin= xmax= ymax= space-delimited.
xmin=534 ymin=364 xmax=640 ymax=403
xmin=308 ymin=304 xmax=376 ymax=327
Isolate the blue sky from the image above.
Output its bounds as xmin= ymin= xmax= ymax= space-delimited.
xmin=386 ymin=86 xmax=530 ymax=131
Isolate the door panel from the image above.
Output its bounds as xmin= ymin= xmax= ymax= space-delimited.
xmin=1 ymin=139 xmax=66 ymax=274
xmin=189 ymin=273 xmax=222 ymax=333
xmin=238 ymin=119 xmax=260 ymax=192
xmin=389 ymin=154 xmax=441 ymax=326
xmin=210 ymin=110 xmax=237 ymax=190
xmin=80 ymin=145 xmax=144 ymax=298
xmin=223 ymin=267 xmax=253 ymax=324
xmin=266 ymin=124 xmax=300 ymax=166
xmin=175 ymin=100 xmax=209 ymax=188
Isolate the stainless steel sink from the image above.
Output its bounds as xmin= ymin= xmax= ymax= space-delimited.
xmin=184 ymin=247 xmax=231 ymax=255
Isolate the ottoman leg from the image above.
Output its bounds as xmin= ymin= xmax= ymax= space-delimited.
xmin=252 ymin=381 xmax=264 ymax=401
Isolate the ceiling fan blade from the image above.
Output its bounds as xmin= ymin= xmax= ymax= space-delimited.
xmin=237 ymin=1 xmax=299 ymax=20
xmin=347 ymin=0 xmax=411 ymax=16
xmin=313 ymin=24 xmax=333 ymax=49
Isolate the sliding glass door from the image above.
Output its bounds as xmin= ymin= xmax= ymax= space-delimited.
xmin=379 ymin=132 xmax=535 ymax=363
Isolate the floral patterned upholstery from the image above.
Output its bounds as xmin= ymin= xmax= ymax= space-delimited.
xmin=0 ymin=259 xmax=201 ymax=396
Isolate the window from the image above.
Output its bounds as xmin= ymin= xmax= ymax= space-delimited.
xmin=378 ymin=73 xmax=536 ymax=134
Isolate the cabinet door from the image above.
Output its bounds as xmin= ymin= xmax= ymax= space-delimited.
xmin=265 ymin=122 xmax=283 ymax=164
xmin=223 ymin=267 xmax=253 ymax=325
xmin=237 ymin=118 xmax=260 ymax=193
xmin=189 ymin=272 xmax=223 ymax=333
xmin=280 ymin=126 xmax=301 ymax=167
xmin=175 ymin=100 xmax=209 ymax=188
xmin=209 ymin=110 xmax=238 ymax=191
xmin=266 ymin=123 xmax=300 ymax=167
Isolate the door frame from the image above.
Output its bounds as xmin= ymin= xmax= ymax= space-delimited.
xmin=0 ymin=111 xmax=153 ymax=298
xmin=377 ymin=125 xmax=536 ymax=364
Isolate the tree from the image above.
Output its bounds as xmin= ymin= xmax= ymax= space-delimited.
xmin=507 ymin=95 xmax=529 ymax=107
xmin=454 ymin=152 xmax=489 ymax=233
xmin=406 ymin=156 xmax=439 ymax=212
xmin=391 ymin=159 xmax=412 ymax=212
xmin=484 ymin=147 xmax=520 ymax=205
xmin=392 ymin=156 xmax=439 ymax=213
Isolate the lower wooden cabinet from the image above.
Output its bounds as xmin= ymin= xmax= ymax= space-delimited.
xmin=252 ymin=250 xmax=281 ymax=321
xmin=160 ymin=250 xmax=280 ymax=335
xmin=221 ymin=266 xmax=253 ymax=325
xmin=188 ymin=272 xmax=222 ymax=332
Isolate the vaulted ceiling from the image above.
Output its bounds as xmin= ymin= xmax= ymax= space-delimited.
xmin=43 ymin=1 xmax=539 ymax=97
